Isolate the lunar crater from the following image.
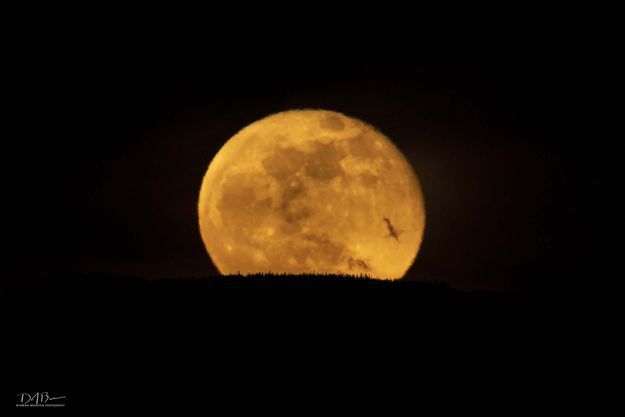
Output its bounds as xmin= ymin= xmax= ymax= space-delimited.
xmin=262 ymin=146 xmax=306 ymax=180
xmin=319 ymin=114 xmax=345 ymax=131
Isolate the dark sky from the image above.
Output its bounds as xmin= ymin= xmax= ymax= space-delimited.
xmin=4 ymin=42 xmax=609 ymax=291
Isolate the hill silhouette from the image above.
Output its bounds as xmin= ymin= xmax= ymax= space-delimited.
xmin=3 ymin=272 xmax=576 ymax=411
xmin=3 ymin=271 xmax=555 ymax=329
xmin=3 ymin=271 xmax=532 ymax=301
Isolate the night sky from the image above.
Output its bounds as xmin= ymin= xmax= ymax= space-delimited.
xmin=5 ymin=48 xmax=609 ymax=291
xmin=4 ymin=14 xmax=618 ymax=414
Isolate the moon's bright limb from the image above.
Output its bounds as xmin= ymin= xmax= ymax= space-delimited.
xmin=198 ymin=110 xmax=425 ymax=280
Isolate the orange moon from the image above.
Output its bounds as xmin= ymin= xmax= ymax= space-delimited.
xmin=198 ymin=110 xmax=425 ymax=279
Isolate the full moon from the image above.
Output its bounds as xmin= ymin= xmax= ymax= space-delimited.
xmin=198 ymin=110 xmax=425 ymax=280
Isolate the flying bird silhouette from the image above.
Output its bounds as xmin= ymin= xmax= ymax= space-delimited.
xmin=348 ymin=257 xmax=369 ymax=270
xmin=383 ymin=217 xmax=401 ymax=241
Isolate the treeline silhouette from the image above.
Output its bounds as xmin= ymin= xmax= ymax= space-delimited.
xmin=3 ymin=271 xmax=462 ymax=297
xmin=2 ymin=271 xmax=545 ymax=319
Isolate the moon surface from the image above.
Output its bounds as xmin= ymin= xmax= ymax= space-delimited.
xmin=198 ymin=110 xmax=425 ymax=280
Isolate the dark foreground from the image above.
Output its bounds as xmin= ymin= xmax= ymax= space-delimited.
xmin=2 ymin=273 xmax=603 ymax=411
